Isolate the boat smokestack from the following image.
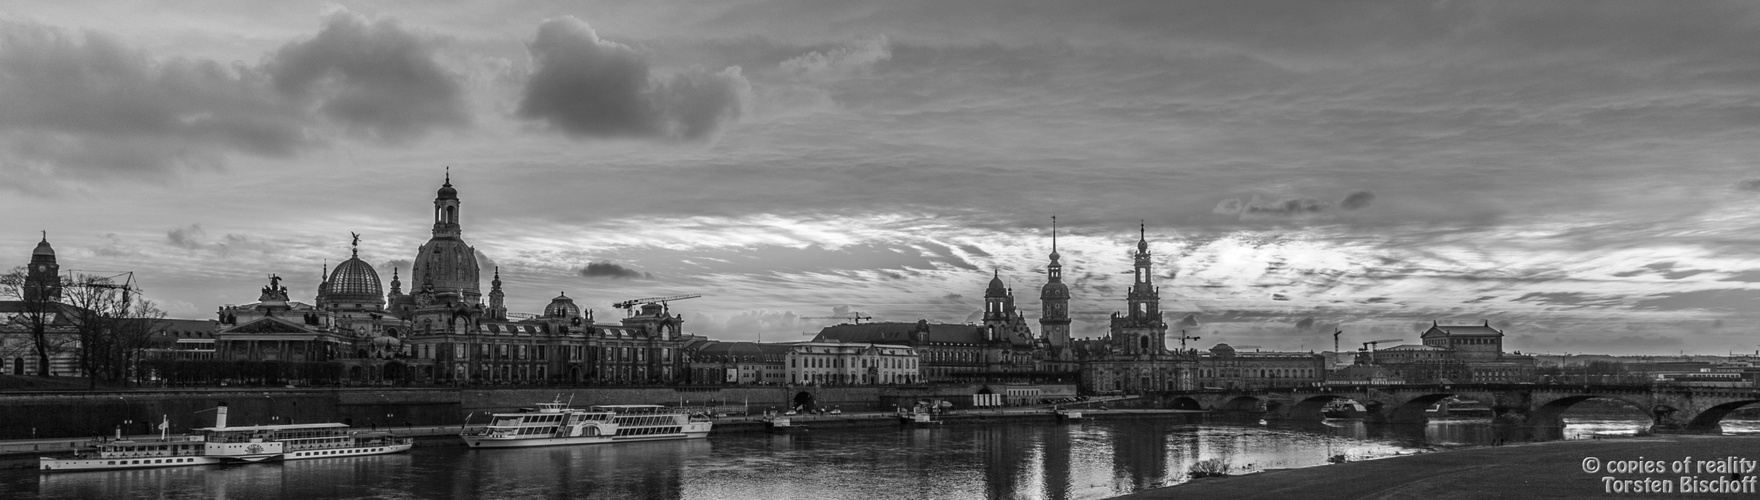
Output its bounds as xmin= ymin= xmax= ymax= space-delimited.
xmin=216 ymin=402 xmax=228 ymax=429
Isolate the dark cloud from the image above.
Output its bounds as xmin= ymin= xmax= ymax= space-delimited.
xmin=1339 ymin=191 xmax=1375 ymax=210
xmin=0 ymin=22 xmax=308 ymax=185
xmin=166 ymin=224 xmax=207 ymax=250
xmin=474 ymin=250 xmax=497 ymax=277
xmin=382 ymin=260 xmax=413 ymax=278
xmin=1720 ymin=270 xmax=1760 ymax=283
xmin=268 ymin=11 xmax=469 ymax=143
xmin=517 ymin=17 xmax=748 ymax=140
xmin=1294 ymin=316 xmax=1315 ymax=330
xmin=1635 ymin=289 xmax=1760 ymax=311
xmin=160 ymin=224 xmax=266 ymax=256
xmin=1736 ymin=179 xmax=1760 ymax=191
xmin=579 ymin=261 xmax=651 ymax=280
xmin=1213 ymin=195 xmax=1333 ymax=219
xmin=1612 ymin=261 xmax=1713 ymax=280
xmin=1178 ymin=314 xmax=1201 ymax=328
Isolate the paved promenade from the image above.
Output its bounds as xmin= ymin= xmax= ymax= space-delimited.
xmin=1117 ymin=434 xmax=1760 ymax=500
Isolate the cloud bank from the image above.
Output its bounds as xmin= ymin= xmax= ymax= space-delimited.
xmin=517 ymin=17 xmax=749 ymax=141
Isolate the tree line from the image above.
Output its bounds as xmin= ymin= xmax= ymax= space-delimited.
xmin=2 ymin=268 xmax=168 ymax=388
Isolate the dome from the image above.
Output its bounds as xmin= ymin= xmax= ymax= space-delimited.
xmin=324 ymin=257 xmax=385 ymax=307
xmin=1210 ymin=343 xmax=1236 ymax=357
xmin=985 ymin=270 xmax=1007 ymax=297
xmin=639 ymin=301 xmax=664 ymax=315
xmin=1039 ymin=281 xmax=1069 ymax=299
xmin=545 ymin=292 xmax=580 ymax=318
xmin=31 ymin=237 xmax=53 ymax=258
xmin=437 ymin=171 xmax=457 ymax=199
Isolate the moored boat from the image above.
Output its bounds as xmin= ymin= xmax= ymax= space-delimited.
xmin=1053 ymin=408 xmax=1084 ymax=422
xmin=460 ymin=401 xmax=712 ymax=448
xmin=40 ymin=404 xmax=412 ymax=472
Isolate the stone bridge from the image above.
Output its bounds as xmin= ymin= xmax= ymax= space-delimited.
xmin=1165 ymin=383 xmax=1760 ymax=433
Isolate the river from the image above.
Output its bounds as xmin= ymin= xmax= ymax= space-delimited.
xmin=5 ymin=417 xmax=1758 ymax=500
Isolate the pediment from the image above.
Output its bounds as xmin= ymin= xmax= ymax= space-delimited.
xmin=227 ymin=318 xmax=313 ymax=334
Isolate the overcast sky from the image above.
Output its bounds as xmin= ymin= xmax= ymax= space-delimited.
xmin=5 ymin=1 xmax=1760 ymax=356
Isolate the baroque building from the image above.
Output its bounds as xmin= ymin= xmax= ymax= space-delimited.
xmin=1077 ymin=223 xmax=1194 ymax=393
xmin=0 ymin=235 xmax=83 ymax=377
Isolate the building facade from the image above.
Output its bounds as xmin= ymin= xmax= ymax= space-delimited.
xmin=1077 ymin=224 xmax=1195 ymax=394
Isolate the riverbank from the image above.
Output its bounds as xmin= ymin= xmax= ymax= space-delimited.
xmin=1116 ymin=434 xmax=1760 ymax=499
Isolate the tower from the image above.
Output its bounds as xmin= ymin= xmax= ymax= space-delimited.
xmin=488 ymin=266 xmax=507 ymax=321
xmin=1110 ymin=221 xmax=1167 ymax=355
xmin=24 ymin=232 xmax=61 ymax=303
xmin=412 ymin=170 xmax=482 ymax=306
xmin=1040 ymin=216 xmax=1071 ymax=347
xmin=982 ymin=269 xmax=1008 ymax=341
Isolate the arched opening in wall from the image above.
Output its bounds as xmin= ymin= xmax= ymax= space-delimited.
xmin=1169 ymin=397 xmax=1201 ymax=410
xmin=793 ymin=391 xmax=815 ymax=412
xmin=1682 ymin=399 xmax=1760 ymax=433
xmin=1289 ymin=395 xmax=1365 ymax=420
xmin=1219 ymin=396 xmax=1263 ymax=412
xmin=1388 ymin=393 xmax=1459 ymax=423
xmin=1531 ymin=395 xmax=1652 ymax=435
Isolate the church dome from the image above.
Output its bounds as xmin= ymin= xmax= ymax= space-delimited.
xmin=1040 ymin=281 xmax=1069 ymax=299
xmin=437 ymin=173 xmax=457 ymax=199
xmin=325 ymin=257 xmax=384 ymax=307
xmin=31 ymin=237 xmax=53 ymax=258
xmin=985 ymin=271 xmax=1007 ymax=297
xmin=545 ymin=292 xmax=580 ymax=318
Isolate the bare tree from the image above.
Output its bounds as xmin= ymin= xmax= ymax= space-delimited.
xmin=0 ymin=266 xmax=71 ymax=376
xmin=61 ymin=274 xmax=167 ymax=389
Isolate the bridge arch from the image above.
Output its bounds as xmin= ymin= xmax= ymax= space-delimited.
xmin=1684 ymin=399 xmax=1760 ymax=432
xmin=1169 ymin=396 xmax=1201 ymax=411
xmin=1218 ymin=396 xmax=1265 ymax=412
xmin=1389 ymin=393 xmax=1458 ymax=423
xmin=1288 ymin=394 xmax=1353 ymax=420
xmin=1529 ymin=394 xmax=1653 ymax=425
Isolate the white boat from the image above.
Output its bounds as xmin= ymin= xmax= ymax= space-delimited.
xmin=40 ymin=404 xmax=413 ymax=472
xmin=460 ymin=402 xmax=712 ymax=449
xmin=1054 ymin=408 xmax=1083 ymax=421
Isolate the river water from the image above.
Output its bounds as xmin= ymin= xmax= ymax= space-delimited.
xmin=5 ymin=417 xmax=1758 ymax=500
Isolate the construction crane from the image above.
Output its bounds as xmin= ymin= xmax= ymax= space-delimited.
xmin=612 ymin=294 xmax=702 ymax=315
xmin=801 ymin=314 xmax=872 ymax=325
xmin=1332 ymin=329 xmax=1343 ymax=354
xmin=1359 ymin=338 xmax=1404 ymax=354
xmin=64 ymin=270 xmax=137 ymax=314
xmin=1174 ymin=330 xmax=1201 ymax=349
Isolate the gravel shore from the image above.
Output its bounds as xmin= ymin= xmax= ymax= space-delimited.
xmin=1115 ymin=434 xmax=1760 ymax=500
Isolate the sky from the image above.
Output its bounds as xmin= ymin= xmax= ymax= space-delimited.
xmin=4 ymin=1 xmax=1760 ymax=356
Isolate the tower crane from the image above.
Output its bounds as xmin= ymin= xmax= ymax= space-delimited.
xmin=1174 ymin=330 xmax=1201 ymax=349
xmin=1359 ymin=338 xmax=1404 ymax=354
xmin=801 ymin=314 xmax=872 ymax=325
xmin=612 ymin=294 xmax=702 ymax=315
xmin=64 ymin=271 xmax=138 ymax=314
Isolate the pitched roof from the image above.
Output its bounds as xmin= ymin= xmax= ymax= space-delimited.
xmin=814 ymin=322 xmax=987 ymax=345
xmin=1423 ymin=324 xmax=1504 ymax=337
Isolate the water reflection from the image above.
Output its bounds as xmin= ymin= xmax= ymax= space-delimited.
xmin=9 ymin=417 xmax=1760 ymax=500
